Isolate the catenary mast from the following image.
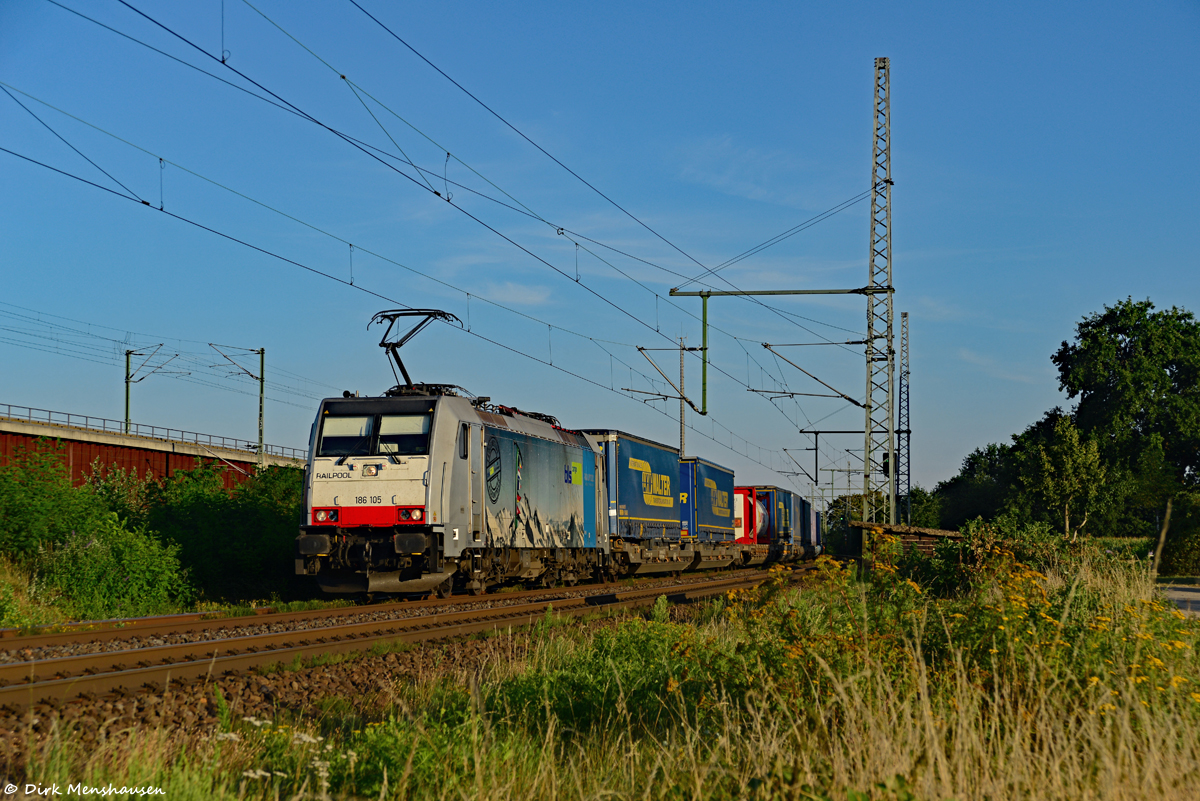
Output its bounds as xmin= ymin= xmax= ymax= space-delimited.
xmin=862 ymin=57 xmax=896 ymax=525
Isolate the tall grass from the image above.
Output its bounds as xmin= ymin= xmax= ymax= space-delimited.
xmin=15 ymin=540 xmax=1200 ymax=800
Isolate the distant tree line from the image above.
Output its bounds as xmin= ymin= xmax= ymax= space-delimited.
xmin=834 ymin=298 xmax=1200 ymax=573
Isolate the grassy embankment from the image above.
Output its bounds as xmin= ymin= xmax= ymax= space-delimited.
xmin=14 ymin=526 xmax=1200 ymax=800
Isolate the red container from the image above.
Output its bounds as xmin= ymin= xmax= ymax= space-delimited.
xmin=734 ymin=486 xmax=769 ymax=544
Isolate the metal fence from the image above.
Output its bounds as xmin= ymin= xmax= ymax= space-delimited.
xmin=0 ymin=403 xmax=308 ymax=461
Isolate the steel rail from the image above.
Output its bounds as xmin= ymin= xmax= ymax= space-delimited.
xmin=0 ymin=569 xmax=767 ymax=651
xmin=0 ymin=573 xmax=775 ymax=710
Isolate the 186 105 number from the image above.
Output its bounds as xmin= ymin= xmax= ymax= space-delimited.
xmin=355 ymin=496 xmax=382 ymax=504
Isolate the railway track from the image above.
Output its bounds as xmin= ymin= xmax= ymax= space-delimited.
xmin=0 ymin=568 xmax=768 ymax=657
xmin=0 ymin=571 xmax=779 ymax=711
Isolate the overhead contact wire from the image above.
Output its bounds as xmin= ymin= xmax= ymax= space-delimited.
xmin=1 ymin=146 xmax=784 ymax=474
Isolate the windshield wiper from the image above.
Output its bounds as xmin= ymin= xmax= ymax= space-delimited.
xmin=334 ymin=431 xmax=374 ymax=466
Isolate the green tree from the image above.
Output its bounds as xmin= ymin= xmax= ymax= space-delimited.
xmin=934 ymin=443 xmax=1016 ymax=530
xmin=901 ymin=485 xmax=943 ymax=528
xmin=1015 ymin=416 xmax=1107 ymax=538
xmin=1051 ymin=297 xmax=1200 ymax=486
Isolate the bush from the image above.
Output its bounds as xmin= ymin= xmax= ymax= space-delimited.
xmin=0 ymin=441 xmax=109 ymax=553
xmin=33 ymin=513 xmax=193 ymax=620
xmin=89 ymin=461 xmax=307 ymax=602
xmin=0 ymin=443 xmax=194 ymax=621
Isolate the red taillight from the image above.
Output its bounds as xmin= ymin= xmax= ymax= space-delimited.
xmin=399 ymin=509 xmax=411 ymax=521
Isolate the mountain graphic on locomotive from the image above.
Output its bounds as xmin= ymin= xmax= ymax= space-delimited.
xmin=294 ymin=310 xmax=822 ymax=596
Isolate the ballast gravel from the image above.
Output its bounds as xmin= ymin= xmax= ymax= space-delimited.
xmin=0 ymin=605 xmax=700 ymax=777
xmin=0 ymin=571 xmax=746 ymax=664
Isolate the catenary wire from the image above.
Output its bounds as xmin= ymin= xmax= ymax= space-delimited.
xmin=344 ymin=0 xmax=715 ymax=273
xmin=337 ymin=0 xmax=867 ymax=359
xmin=38 ymin=0 xmax=866 ymax=369
xmin=241 ymin=0 xmax=867 ymax=369
xmin=0 ymin=78 xmax=847 ymax=442
xmin=27 ymin=2 xmax=864 ymax=469
xmin=190 ymin=7 xmax=852 ymax=432
xmin=0 ymin=146 xmax=796 ymax=477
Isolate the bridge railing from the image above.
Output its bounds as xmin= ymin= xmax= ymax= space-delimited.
xmin=0 ymin=403 xmax=308 ymax=461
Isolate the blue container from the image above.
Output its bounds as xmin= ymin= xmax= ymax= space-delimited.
xmin=796 ymin=495 xmax=812 ymax=548
xmin=754 ymin=486 xmax=797 ymax=544
xmin=680 ymin=457 xmax=735 ymax=542
xmin=584 ymin=430 xmax=680 ymax=541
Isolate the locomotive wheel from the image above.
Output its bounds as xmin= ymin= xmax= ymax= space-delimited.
xmin=434 ymin=580 xmax=451 ymax=599
xmin=468 ymin=585 xmax=485 ymax=596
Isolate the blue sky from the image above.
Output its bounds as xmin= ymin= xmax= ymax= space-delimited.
xmin=2 ymin=0 xmax=1197 ymax=500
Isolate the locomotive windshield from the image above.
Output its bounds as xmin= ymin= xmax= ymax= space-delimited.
xmin=315 ymin=412 xmax=432 ymax=457
xmin=378 ymin=414 xmax=432 ymax=456
xmin=317 ymin=415 xmax=373 ymax=457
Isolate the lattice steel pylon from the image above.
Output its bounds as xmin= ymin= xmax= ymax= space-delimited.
xmin=862 ymin=57 xmax=896 ymax=525
xmin=898 ymin=311 xmax=910 ymax=524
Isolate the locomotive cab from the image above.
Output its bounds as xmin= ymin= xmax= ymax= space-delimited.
xmin=296 ymin=390 xmax=610 ymax=596
xmin=296 ymin=394 xmax=457 ymax=594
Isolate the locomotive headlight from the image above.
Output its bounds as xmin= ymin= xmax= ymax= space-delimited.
xmin=363 ymin=465 xmax=378 ymax=477
xmin=315 ymin=510 xmax=328 ymax=522
xmin=412 ymin=509 xmax=423 ymax=521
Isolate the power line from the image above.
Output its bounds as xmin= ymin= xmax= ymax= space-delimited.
xmin=106 ymin=0 xmax=749 ymax=379
xmin=344 ymin=0 xmax=713 ymax=273
xmin=673 ymin=188 xmax=874 ymax=290
xmin=0 ymin=300 xmax=341 ymax=391
xmin=0 ymin=145 xmax=790 ymax=477
xmin=38 ymin=0 xmax=861 ymax=400
xmin=0 ymin=76 xmax=726 ymax=424
xmin=241 ymin=1 xmax=861 ymax=400
xmin=0 ymin=78 xmax=820 ymax=443
xmin=0 ymin=84 xmax=143 ymax=202
xmin=0 ymin=307 xmax=325 ymax=402
xmin=29 ymin=2 xmax=861 ymax=460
